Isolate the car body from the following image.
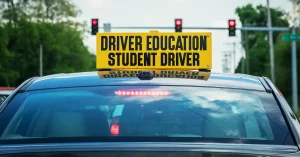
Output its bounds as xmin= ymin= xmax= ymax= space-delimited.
xmin=0 ymin=71 xmax=300 ymax=157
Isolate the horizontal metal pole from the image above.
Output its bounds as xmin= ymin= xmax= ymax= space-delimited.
xmin=240 ymin=27 xmax=290 ymax=31
xmin=100 ymin=26 xmax=228 ymax=30
xmin=99 ymin=26 xmax=290 ymax=31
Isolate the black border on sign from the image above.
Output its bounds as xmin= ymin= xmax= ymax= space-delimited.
xmin=96 ymin=69 xmax=212 ymax=72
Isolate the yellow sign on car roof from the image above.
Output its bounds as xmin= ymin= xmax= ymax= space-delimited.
xmin=96 ymin=31 xmax=212 ymax=70
xmin=97 ymin=69 xmax=211 ymax=81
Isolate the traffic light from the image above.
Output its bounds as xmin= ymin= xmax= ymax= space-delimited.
xmin=228 ymin=19 xmax=236 ymax=36
xmin=175 ymin=19 xmax=182 ymax=32
xmin=91 ymin=18 xmax=99 ymax=35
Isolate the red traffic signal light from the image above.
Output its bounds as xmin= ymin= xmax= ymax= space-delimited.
xmin=175 ymin=19 xmax=182 ymax=32
xmin=91 ymin=18 xmax=99 ymax=35
xmin=92 ymin=19 xmax=98 ymax=26
xmin=175 ymin=19 xmax=182 ymax=26
xmin=228 ymin=19 xmax=236 ymax=37
xmin=228 ymin=20 xmax=235 ymax=26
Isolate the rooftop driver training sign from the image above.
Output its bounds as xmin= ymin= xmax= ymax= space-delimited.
xmin=97 ymin=70 xmax=211 ymax=81
xmin=96 ymin=31 xmax=212 ymax=70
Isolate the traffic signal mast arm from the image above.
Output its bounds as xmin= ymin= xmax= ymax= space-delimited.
xmin=97 ymin=26 xmax=289 ymax=31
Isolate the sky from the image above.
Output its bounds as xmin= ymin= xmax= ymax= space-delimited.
xmin=73 ymin=0 xmax=292 ymax=73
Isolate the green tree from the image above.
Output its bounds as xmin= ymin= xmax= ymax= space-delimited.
xmin=235 ymin=3 xmax=300 ymax=113
xmin=235 ymin=4 xmax=289 ymax=76
xmin=0 ymin=0 xmax=95 ymax=86
xmin=288 ymin=0 xmax=300 ymax=25
xmin=0 ymin=26 xmax=19 ymax=86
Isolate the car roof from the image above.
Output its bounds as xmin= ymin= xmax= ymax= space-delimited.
xmin=24 ymin=71 xmax=267 ymax=92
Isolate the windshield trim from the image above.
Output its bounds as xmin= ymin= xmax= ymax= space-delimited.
xmin=0 ymin=142 xmax=297 ymax=156
xmin=23 ymin=84 xmax=267 ymax=93
xmin=0 ymin=136 xmax=294 ymax=145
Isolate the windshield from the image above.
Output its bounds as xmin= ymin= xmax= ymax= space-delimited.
xmin=0 ymin=86 xmax=294 ymax=145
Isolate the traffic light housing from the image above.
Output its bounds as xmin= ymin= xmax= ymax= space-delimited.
xmin=175 ymin=19 xmax=182 ymax=32
xmin=228 ymin=19 xmax=236 ymax=36
xmin=91 ymin=19 xmax=99 ymax=35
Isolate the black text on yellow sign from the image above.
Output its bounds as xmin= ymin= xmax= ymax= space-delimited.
xmin=97 ymin=70 xmax=211 ymax=81
xmin=96 ymin=32 xmax=212 ymax=70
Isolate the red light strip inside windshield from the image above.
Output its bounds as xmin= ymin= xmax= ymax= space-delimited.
xmin=114 ymin=90 xmax=170 ymax=96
